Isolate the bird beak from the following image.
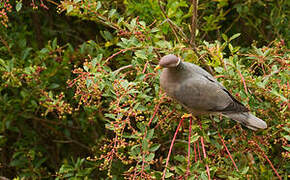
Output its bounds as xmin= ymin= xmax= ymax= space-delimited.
xmin=154 ymin=65 xmax=162 ymax=71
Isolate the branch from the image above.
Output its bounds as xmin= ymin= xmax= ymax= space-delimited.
xmin=249 ymin=140 xmax=282 ymax=180
xmin=113 ymin=65 xmax=133 ymax=74
xmin=0 ymin=35 xmax=12 ymax=56
xmin=158 ymin=1 xmax=214 ymax=75
xmin=158 ymin=0 xmax=181 ymax=43
xmin=190 ymin=0 xmax=198 ymax=46
xmin=45 ymin=0 xmax=59 ymax=6
xmin=218 ymin=132 xmax=239 ymax=171
xmin=162 ymin=117 xmax=184 ymax=180
xmin=237 ymin=70 xmax=248 ymax=95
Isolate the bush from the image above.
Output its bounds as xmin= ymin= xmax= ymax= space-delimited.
xmin=0 ymin=0 xmax=289 ymax=179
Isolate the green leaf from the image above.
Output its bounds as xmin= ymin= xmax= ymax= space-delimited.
xmin=67 ymin=5 xmax=73 ymax=13
xmin=16 ymin=2 xmax=22 ymax=12
xmin=165 ymin=170 xmax=174 ymax=178
xmin=92 ymin=58 xmax=98 ymax=68
xmin=174 ymin=155 xmax=185 ymax=162
xmin=229 ymin=33 xmax=241 ymax=41
xmin=241 ymin=167 xmax=249 ymax=174
xmin=200 ymin=172 xmax=208 ymax=180
xmin=135 ymin=50 xmax=147 ymax=59
xmin=149 ymin=144 xmax=160 ymax=152
xmin=142 ymin=139 xmax=149 ymax=151
xmin=146 ymin=129 xmax=154 ymax=139
xmin=222 ymin=34 xmax=228 ymax=42
xmin=284 ymin=135 xmax=290 ymax=141
xmin=96 ymin=1 xmax=102 ymax=10
xmin=191 ymin=134 xmax=200 ymax=143
xmin=151 ymin=27 xmax=159 ymax=33
xmin=49 ymin=83 xmax=60 ymax=89
xmin=52 ymin=38 xmax=58 ymax=50
xmin=228 ymin=43 xmax=233 ymax=53
xmin=83 ymin=65 xmax=88 ymax=72
xmin=214 ymin=67 xmax=224 ymax=73
xmin=108 ymin=9 xmax=116 ymax=18
xmin=35 ymin=157 xmax=47 ymax=168
xmin=130 ymin=145 xmax=141 ymax=156
xmin=282 ymin=146 xmax=290 ymax=152
xmin=145 ymin=153 xmax=155 ymax=162
xmin=271 ymin=90 xmax=288 ymax=102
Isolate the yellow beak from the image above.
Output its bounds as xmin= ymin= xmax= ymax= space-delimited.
xmin=154 ymin=65 xmax=162 ymax=71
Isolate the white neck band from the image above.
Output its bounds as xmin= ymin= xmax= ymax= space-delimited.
xmin=176 ymin=57 xmax=181 ymax=66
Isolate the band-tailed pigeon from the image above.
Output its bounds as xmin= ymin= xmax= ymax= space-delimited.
xmin=158 ymin=54 xmax=267 ymax=130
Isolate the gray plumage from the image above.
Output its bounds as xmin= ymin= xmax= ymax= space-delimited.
xmin=159 ymin=54 xmax=267 ymax=130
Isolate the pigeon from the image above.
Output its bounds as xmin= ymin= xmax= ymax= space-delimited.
xmin=157 ymin=54 xmax=267 ymax=130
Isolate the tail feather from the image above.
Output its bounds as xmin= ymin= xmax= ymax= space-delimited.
xmin=223 ymin=112 xmax=267 ymax=131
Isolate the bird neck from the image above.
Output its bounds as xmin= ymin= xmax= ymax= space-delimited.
xmin=174 ymin=61 xmax=185 ymax=71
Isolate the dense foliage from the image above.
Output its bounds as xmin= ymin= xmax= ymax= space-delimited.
xmin=0 ymin=0 xmax=289 ymax=179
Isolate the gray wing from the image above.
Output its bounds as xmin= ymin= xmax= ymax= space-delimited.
xmin=174 ymin=75 xmax=248 ymax=113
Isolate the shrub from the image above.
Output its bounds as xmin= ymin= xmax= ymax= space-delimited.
xmin=0 ymin=0 xmax=289 ymax=179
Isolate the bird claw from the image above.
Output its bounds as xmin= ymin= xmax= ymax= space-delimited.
xmin=181 ymin=113 xmax=192 ymax=119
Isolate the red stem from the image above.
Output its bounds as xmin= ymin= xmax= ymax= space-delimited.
xmin=148 ymin=90 xmax=164 ymax=126
xmin=218 ymin=133 xmax=239 ymax=171
xmin=237 ymin=70 xmax=248 ymax=95
xmin=186 ymin=117 xmax=192 ymax=178
xmin=162 ymin=118 xmax=184 ymax=180
xmin=200 ymin=137 xmax=211 ymax=180
xmin=197 ymin=140 xmax=201 ymax=160
xmin=199 ymin=122 xmax=211 ymax=180
xmin=148 ymin=101 xmax=161 ymax=126
xmin=250 ymin=140 xmax=281 ymax=180
xmin=104 ymin=47 xmax=137 ymax=63
xmin=194 ymin=141 xmax=197 ymax=162
xmin=154 ymin=110 xmax=175 ymax=129
xmin=142 ymin=61 xmax=148 ymax=73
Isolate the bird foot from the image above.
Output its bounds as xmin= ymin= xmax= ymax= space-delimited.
xmin=181 ymin=113 xmax=192 ymax=119
xmin=154 ymin=65 xmax=162 ymax=71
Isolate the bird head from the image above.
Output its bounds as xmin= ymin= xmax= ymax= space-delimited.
xmin=159 ymin=54 xmax=181 ymax=68
xmin=154 ymin=54 xmax=181 ymax=71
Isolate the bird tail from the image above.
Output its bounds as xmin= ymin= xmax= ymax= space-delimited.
xmin=223 ymin=112 xmax=267 ymax=131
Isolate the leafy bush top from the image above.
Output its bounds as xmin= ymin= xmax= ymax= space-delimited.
xmin=0 ymin=0 xmax=289 ymax=179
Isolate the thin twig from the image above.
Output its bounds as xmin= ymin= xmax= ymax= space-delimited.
xmin=158 ymin=0 xmax=214 ymax=75
xmin=154 ymin=109 xmax=175 ymax=129
xmin=224 ymin=15 xmax=241 ymax=34
xmin=162 ymin=117 xmax=184 ymax=180
xmin=249 ymin=140 xmax=282 ymax=180
xmin=237 ymin=70 xmax=248 ymax=95
xmin=218 ymin=132 xmax=239 ymax=171
xmin=194 ymin=141 xmax=197 ymax=162
xmin=198 ymin=121 xmax=211 ymax=180
xmin=166 ymin=18 xmax=188 ymax=41
xmin=200 ymin=136 xmax=210 ymax=180
xmin=0 ymin=35 xmax=12 ymax=56
xmin=186 ymin=117 xmax=192 ymax=178
xmin=113 ymin=65 xmax=133 ymax=74
xmin=142 ymin=61 xmax=149 ymax=73
xmin=45 ymin=0 xmax=59 ymax=6
xmin=105 ymin=47 xmax=138 ymax=63
xmin=197 ymin=140 xmax=201 ymax=160
xmin=148 ymin=90 xmax=164 ymax=126
xmin=158 ymin=0 xmax=181 ymax=43
xmin=190 ymin=0 xmax=198 ymax=46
